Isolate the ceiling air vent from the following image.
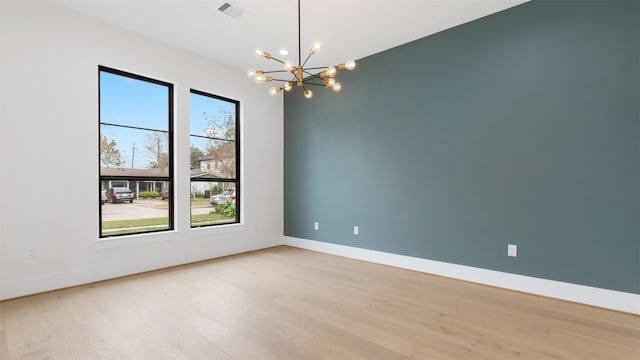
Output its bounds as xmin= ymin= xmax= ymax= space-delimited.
xmin=218 ymin=3 xmax=245 ymax=19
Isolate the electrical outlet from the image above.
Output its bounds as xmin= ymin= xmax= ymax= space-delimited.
xmin=507 ymin=244 xmax=517 ymax=257
xmin=354 ymin=226 xmax=359 ymax=235
xmin=314 ymin=222 xmax=319 ymax=231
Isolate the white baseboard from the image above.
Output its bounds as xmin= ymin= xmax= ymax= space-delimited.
xmin=283 ymin=236 xmax=640 ymax=315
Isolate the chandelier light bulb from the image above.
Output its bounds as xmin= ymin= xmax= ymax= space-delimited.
xmin=345 ymin=60 xmax=356 ymax=70
xmin=247 ymin=68 xmax=256 ymax=78
xmin=326 ymin=78 xmax=336 ymax=86
xmin=254 ymin=47 xmax=265 ymax=57
xmin=332 ymin=82 xmax=342 ymax=92
xmin=326 ymin=66 xmax=337 ymax=77
xmin=304 ymin=89 xmax=314 ymax=99
xmin=269 ymin=87 xmax=281 ymax=96
xmin=255 ymin=74 xmax=266 ymax=83
xmin=284 ymin=82 xmax=293 ymax=91
xmin=311 ymin=42 xmax=321 ymax=54
xmin=284 ymin=60 xmax=295 ymax=71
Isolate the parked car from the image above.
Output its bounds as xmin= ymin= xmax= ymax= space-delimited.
xmin=160 ymin=189 xmax=169 ymax=200
xmin=107 ymin=187 xmax=134 ymax=203
xmin=101 ymin=190 xmax=107 ymax=205
xmin=210 ymin=190 xmax=233 ymax=205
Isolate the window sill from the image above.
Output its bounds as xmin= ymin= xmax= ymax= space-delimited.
xmin=95 ymin=223 xmax=246 ymax=249
xmin=189 ymin=222 xmax=246 ymax=235
xmin=96 ymin=230 xmax=179 ymax=249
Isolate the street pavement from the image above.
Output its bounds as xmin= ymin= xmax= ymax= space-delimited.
xmin=101 ymin=199 xmax=211 ymax=221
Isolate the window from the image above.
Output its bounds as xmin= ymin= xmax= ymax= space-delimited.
xmin=99 ymin=66 xmax=173 ymax=237
xmin=190 ymin=89 xmax=240 ymax=227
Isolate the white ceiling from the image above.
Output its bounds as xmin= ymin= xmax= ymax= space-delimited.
xmin=47 ymin=0 xmax=527 ymax=72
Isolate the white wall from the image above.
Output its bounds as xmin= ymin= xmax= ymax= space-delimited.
xmin=0 ymin=0 xmax=283 ymax=300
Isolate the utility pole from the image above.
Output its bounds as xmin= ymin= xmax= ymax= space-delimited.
xmin=157 ymin=137 xmax=161 ymax=168
xmin=131 ymin=141 xmax=136 ymax=168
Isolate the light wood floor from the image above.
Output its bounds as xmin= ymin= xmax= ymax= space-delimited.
xmin=1 ymin=246 xmax=638 ymax=359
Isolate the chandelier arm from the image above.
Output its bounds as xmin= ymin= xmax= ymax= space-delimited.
xmin=267 ymin=57 xmax=286 ymax=65
xmin=303 ymin=75 xmax=323 ymax=82
xmin=301 ymin=52 xmax=314 ymax=68
xmin=303 ymin=77 xmax=328 ymax=84
xmin=262 ymin=70 xmax=293 ymax=74
xmin=302 ymin=71 xmax=327 ymax=79
xmin=303 ymin=82 xmax=329 ymax=87
xmin=303 ymin=66 xmax=331 ymax=71
xmin=269 ymin=78 xmax=296 ymax=82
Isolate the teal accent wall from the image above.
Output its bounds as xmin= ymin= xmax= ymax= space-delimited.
xmin=284 ymin=0 xmax=640 ymax=294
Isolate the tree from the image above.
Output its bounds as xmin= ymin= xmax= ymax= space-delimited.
xmin=203 ymin=109 xmax=235 ymax=140
xmin=150 ymin=153 xmax=169 ymax=169
xmin=203 ymin=109 xmax=236 ymax=178
xmin=190 ymin=146 xmax=204 ymax=170
xmin=144 ymin=132 xmax=168 ymax=169
xmin=205 ymin=141 xmax=235 ymax=178
xmin=100 ymin=135 xmax=124 ymax=168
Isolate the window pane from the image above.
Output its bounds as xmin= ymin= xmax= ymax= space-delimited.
xmin=189 ymin=89 xmax=238 ymax=229
xmin=100 ymin=71 xmax=169 ymax=131
xmin=190 ymin=92 xmax=236 ymax=141
xmin=100 ymin=125 xmax=169 ymax=176
xmin=101 ymin=180 xmax=170 ymax=237
xmin=99 ymin=67 xmax=173 ymax=238
xmin=190 ymin=136 xmax=236 ymax=179
xmin=190 ymin=181 xmax=237 ymax=227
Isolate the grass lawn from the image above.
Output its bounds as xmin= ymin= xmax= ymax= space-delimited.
xmin=102 ymin=217 xmax=169 ymax=230
xmin=191 ymin=197 xmax=211 ymax=207
xmin=191 ymin=212 xmax=235 ymax=226
xmin=102 ymin=212 xmax=235 ymax=236
xmin=102 ymin=225 xmax=170 ymax=236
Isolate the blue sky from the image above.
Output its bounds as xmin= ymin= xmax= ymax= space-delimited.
xmin=190 ymin=92 xmax=235 ymax=138
xmin=100 ymin=71 xmax=168 ymax=131
xmin=100 ymin=71 xmax=234 ymax=169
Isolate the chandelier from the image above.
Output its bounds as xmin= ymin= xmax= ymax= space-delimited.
xmin=247 ymin=0 xmax=356 ymax=99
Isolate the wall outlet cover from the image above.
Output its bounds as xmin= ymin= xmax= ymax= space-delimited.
xmin=508 ymin=244 xmax=518 ymax=257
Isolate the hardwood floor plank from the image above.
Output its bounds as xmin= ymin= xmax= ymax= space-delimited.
xmin=125 ymin=273 xmax=273 ymax=360
xmin=0 ymin=330 xmax=8 ymax=360
xmin=29 ymin=292 xmax=99 ymax=360
xmin=0 ymin=302 xmax=4 ymax=331
xmin=0 ymin=302 xmax=8 ymax=360
xmin=57 ymin=287 xmax=148 ymax=360
xmin=1 ymin=246 xmax=638 ymax=359
xmin=1 ymin=297 xmax=54 ymax=359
